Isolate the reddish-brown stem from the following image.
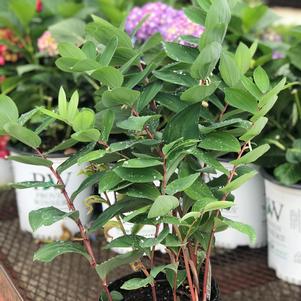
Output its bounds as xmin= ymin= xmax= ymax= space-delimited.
xmin=35 ymin=149 xmax=113 ymax=301
xmin=103 ymin=281 xmax=113 ymax=301
xmin=150 ymin=224 xmax=160 ymax=266
xmin=202 ymin=142 xmax=250 ymax=301
xmin=182 ymin=247 xmax=197 ymax=301
xmin=141 ymin=267 xmax=158 ymax=301
xmin=217 ymin=103 xmax=229 ymax=121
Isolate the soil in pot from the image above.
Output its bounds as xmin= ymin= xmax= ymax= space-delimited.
xmin=108 ymin=272 xmax=220 ymax=301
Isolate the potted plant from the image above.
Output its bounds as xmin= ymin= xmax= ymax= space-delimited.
xmin=252 ymin=20 xmax=301 ymax=284
xmin=0 ymin=0 xmax=285 ymax=299
xmin=208 ymin=0 xmax=282 ymax=249
xmin=0 ymin=0 xmax=102 ymax=239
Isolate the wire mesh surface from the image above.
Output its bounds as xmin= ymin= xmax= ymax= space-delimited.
xmin=0 ymin=191 xmax=301 ymax=301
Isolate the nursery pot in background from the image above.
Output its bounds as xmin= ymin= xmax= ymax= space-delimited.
xmin=0 ymin=158 xmax=13 ymax=185
xmin=11 ymin=150 xmax=91 ymax=240
xmin=107 ymin=271 xmax=221 ymax=301
xmin=210 ymin=161 xmax=267 ymax=249
xmin=264 ymin=172 xmax=301 ymax=285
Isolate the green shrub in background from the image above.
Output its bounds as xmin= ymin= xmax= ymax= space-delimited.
xmin=0 ymin=0 xmax=286 ymax=300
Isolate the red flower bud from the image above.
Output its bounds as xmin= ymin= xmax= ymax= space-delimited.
xmin=36 ymin=0 xmax=42 ymax=13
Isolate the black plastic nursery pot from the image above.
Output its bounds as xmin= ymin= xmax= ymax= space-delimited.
xmin=267 ymin=0 xmax=301 ymax=8
xmin=106 ymin=272 xmax=221 ymax=301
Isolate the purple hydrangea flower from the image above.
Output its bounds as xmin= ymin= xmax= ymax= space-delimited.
xmin=125 ymin=2 xmax=204 ymax=46
xmin=272 ymin=51 xmax=285 ymax=60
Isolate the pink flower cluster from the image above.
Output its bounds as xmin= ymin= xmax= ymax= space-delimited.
xmin=125 ymin=2 xmax=204 ymax=45
xmin=0 ymin=28 xmax=22 ymax=65
xmin=0 ymin=136 xmax=9 ymax=158
xmin=37 ymin=31 xmax=58 ymax=57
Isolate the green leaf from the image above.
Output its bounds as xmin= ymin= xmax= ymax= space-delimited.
xmin=231 ymin=144 xmax=270 ymax=166
xmin=58 ymin=42 xmax=86 ymax=59
xmin=188 ymin=148 xmax=229 ymax=175
xmin=166 ymin=270 xmax=186 ymax=289
xmin=114 ymin=166 xmax=162 ymax=183
xmin=9 ymin=181 xmax=62 ymax=189
xmin=55 ymin=57 xmax=79 ymax=72
xmin=71 ymin=129 xmax=100 ymax=142
xmin=258 ymin=78 xmax=286 ymax=108
xmin=96 ymin=110 xmax=115 ymax=142
xmin=58 ymin=87 xmax=68 ymax=118
xmin=90 ymin=198 xmax=152 ymax=232
xmin=71 ymin=59 xmax=101 ymax=72
xmin=220 ymin=218 xmax=256 ymax=244
xmin=180 ymin=81 xmax=220 ymax=104
xmin=81 ymin=41 xmax=96 ymax=60
xmin=29 ymin=207 xmax=78 ymax=232
xmin=153 ymin=70 xmax=197 ymax=87
xmin=288 ymin=43 xmax=301 ymax=71
xmin=0 ymin=94 xmax=19 ymax=130
xmin=199 ymin=132 xmax=241 ymax=152
xmin=102 ymin=88 xmax=140 ymax=107
xmin=125 ymin=63 xmax=155 ymax=89
xmin=156 ymin=93 xmax=188 ymax=113
xmin=99 ymin=36 xmax=118 ymax=66
xmin=166 ymin=173 xmax=199 ymax=195
xmin=49 ymin=18 xmax=85 ymax=45
xmin=240 ymin=117 xmax=268 ymax=141
xmin=136 ymin=82 xmax=162 ymax=113
xmin=121 ymin=277 xmax=153 ymax=290
xmin=88 ymin=15 xmax=132 ymax=48
xmin=241 ymin=76 xmax=262 ymax=100
xmin=108 ymin=139 xmax=159 ymax=153
xmin=286 ymin=139 xmax=301 ymax=164
xmin=123 ymin=158 xmax=162 ymax=169
xmin=117 ymin=115 xmax=160 ymax=131
xmin=105 ymin=235 xmax=145 ymax=249
xmin=10 ymin=0 xmax=35 ymax=27
xmin=99 ymin=170 xmax=123 ymax=193
xmin=163 ymin=42 xmax=199 ymax=64
xmin=77 ymin=150 xmax=106 ymax=164
xmin=139 ymin=227 xmax=170 ymax=248
xmin=235 ymin=43 xmax=252 ymax=75
xmin=148 ymin=195 xmax=179 ymax=218
xmin=224 ymin=88 xmax=257 ymax=114
xmin=254 ymin=66 xmax=270 ymax=93
xmin=71 ymin=172 xmax=103 ymax=201
xmin=184 ymin=6 xmax=206 ymax=25
xmin=220 ymin=170 xmax=257 ymax=193
xmin=33 ymin=241 xmax=89 ymax=263
xmin=72 ymin=109 xmax=95 ymax=132
xmin=38 ymin=107 xmax=64 ymax=122
xmin=274 ymin=163 xmax=301 ymax=186
xmin=203 ymin=200 xmax=233 ymax=213
xmin=191 ymin=42 xmax=222 ymax=79
xmin=95 ymin=251 xmax=143 ymax=281
xmin=150 ymin=263 xmax=178 ymax=278
xmin=4 ymin=123 xmax=41 ymax=149
xmin=121 ymin=184 xmax=160 ymax=201
xmin=91 ymin=67 xmax=124 ymax=88
xmin=57 ymin=142 xmax=96 ymax=174
xmin=163 ymin=104 xmax=200 ymax=143
xmin=67 ymin=90 xmax=79 ymax=121
xmin=219 ymin=51 xmax=242 ymax=87
xmin=8 ymin=155 xmax=52 ymax=167
xmin=46 ymin=139 xmax=78 ymax=155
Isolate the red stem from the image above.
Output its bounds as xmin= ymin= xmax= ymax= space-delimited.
xmin=35 ymin=149 xmax=113 ymax=301
xmin=202 ymin=142 xmax=249 ymax=301
xmin=182 ymin=247 xmax=197 ymax=301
